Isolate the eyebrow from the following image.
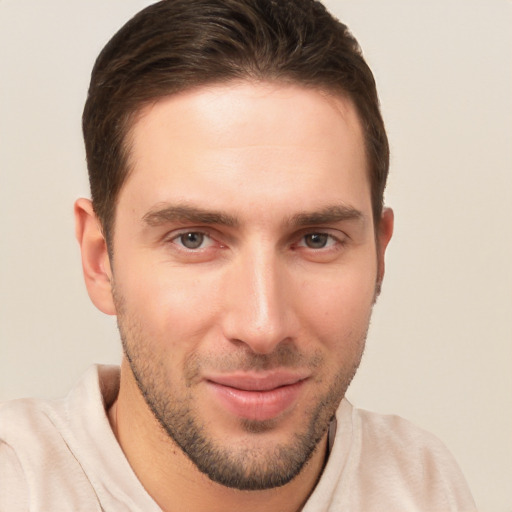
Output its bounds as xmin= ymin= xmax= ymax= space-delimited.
xmin=142 ymin=203 xmax=364 ymax=229
xmin=143 ymin=204 xmax=239 ymax=227
xmin=288 ymin=205 xmax=364 ymax=227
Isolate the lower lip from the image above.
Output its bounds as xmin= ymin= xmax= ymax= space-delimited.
xmin=206 ymin=380 xmax=305 ymax=422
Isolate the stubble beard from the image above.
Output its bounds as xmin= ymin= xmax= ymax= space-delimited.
xmin=114 ymin=294 xmax=368 ymax=491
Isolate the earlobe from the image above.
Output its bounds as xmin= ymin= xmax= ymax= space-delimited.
xmin=74 ymin=198 xmax=116 ymax=315
xmin=376 ymin=207 xmax=394 ymax=290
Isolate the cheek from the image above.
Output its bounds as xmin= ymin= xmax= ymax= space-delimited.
xmin=294 ymin=261 xmax=377 ymax=341
xmin=117 ymin=263 xmax=223 ymax=348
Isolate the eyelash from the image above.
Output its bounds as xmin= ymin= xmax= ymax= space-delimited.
xmin=167 ymin=229 xmax=346 ymax=253
xmin=295 ymin=232 xmax=341 ymax=250
xmin=169 ymin=230 xmax=217 ymax=251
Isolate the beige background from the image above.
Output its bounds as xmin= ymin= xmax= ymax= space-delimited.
xmin=1 ymin=1 xmax=511 ymax=510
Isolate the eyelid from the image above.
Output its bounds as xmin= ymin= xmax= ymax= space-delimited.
xmin=295 ymin=228 xmax=347 ymax=245
xmin=167 ymin=229 xmax=216 ymax=250
xmin=161 ymin=227 xmax=348 ymax=253
xmin=297 ymin=233 xmax=337 ymax=248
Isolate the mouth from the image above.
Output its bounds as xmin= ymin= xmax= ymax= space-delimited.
xmin=204 ymin=371 xmax=309 ymax=422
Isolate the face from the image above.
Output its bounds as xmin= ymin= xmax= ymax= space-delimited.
xmin=110 ymin=82 xmax=391 ymax=490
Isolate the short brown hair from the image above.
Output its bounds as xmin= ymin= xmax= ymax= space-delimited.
xmin=83 ymin=0 xmax=389 ymax=243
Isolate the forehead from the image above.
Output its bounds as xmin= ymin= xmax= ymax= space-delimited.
xmin=130 ymin=81 xmax=364 ymax=154
xmin=120 ymin=81 xmax=370 ymax=220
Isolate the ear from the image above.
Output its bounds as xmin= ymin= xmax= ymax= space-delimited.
xmin=375 ymin=207 xmax=394 ymax=290
xmin=74 ymin=198 xmax=116 ymax=315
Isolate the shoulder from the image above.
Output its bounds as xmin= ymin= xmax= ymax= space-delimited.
xmin=351 ymin=404 xmax=477 ymax=511
xmin=356 ymin=406 xmax=457 ymax=463
xmin=0 ymin=395 xmax=61 ymax=450
xmin=307 ymin=400 xmax=477 ymax=512
xmin=0 ymin=366 xmax=120 ymax=511
xmin=0 ymin=364 xmax=119 ymax=459
xmin=0 ymin=440 xmax=29 ymax=511
xmin=0 ymin=397 xmax=65 ymax=511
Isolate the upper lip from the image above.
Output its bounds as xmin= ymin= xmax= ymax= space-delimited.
xmin=205 ymin=371 xmax=309 ymax=391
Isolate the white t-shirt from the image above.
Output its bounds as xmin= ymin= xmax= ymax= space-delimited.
xmin=0 ymin=365 xmax=476 ymax=511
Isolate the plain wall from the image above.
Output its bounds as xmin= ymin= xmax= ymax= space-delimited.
xmin=0 ymin=1 xmax=511 ymax=511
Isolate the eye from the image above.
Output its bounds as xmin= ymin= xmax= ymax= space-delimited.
xmin=173 ymin=231 xmax=212 ymax=250
xmin=300 ymin=233 xmax=336 ymax=249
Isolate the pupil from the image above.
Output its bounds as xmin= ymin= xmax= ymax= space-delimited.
xmin=306 ymin=233 xmax=328 ymax=248
xmin=181 ymin=232 xmax=203 ymax=249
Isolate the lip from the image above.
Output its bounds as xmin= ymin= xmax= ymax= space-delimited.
xmin=205 ymin=371 xmax=308 ymax=422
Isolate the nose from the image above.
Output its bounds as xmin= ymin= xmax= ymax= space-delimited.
xmin=221 ymin=246 xmax=295 ymax=355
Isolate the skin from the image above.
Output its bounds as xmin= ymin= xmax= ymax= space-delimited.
xmin=75 ymin=81 xmax=393 ymax=512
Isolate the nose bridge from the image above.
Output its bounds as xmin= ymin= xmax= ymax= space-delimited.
xmin=224 ymin=241 xmax=291 ymax=354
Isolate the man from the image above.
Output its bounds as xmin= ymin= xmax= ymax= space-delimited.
xmin=0 ymin=0 xmax=476 ymax=510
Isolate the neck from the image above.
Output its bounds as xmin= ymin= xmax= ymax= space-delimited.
xmin=108 ymin=359 xmax=328 ymax=512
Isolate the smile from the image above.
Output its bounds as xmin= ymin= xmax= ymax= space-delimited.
xmin=204 ymin=372 xmax=308 ymax=422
